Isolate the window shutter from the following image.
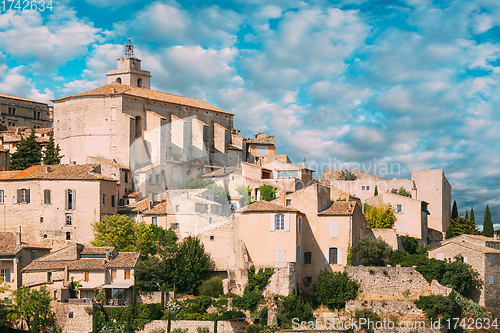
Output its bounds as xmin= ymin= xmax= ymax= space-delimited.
xmin=330 ymin=221 xmax=339 ymax=238
xmin=275 ymin=249 xmax=285 ymax=268
xmin=337 ymin=248 xmax=343 ymax=265
xmin=298 ymin=246 xmax=302 ymax=264
xmin=17 ymin=189 xmax=21 ymax=204
xmin=26 ymin=189 xmax=30 ymax=203
xmin=284 ymin=214 xmax=290 ymax=231
xmin=360 ymin=227 xmax=363 ymax=239
xmin=72 ymin=189 xmax=76 ymax=209
xmin=324 ymin=248 xmax=329 ymax=265
xmin=6 ymin=269 xmax=10 ymax=282
xmin=65 ymin=190 xmax=69 ymax=210
xmin=270 ymin=214 xmax=276 ymax=232
xmin=397 ymin=221 xmax=404 ymax=233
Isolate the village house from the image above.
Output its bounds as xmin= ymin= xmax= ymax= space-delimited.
xmin=0 ymin=93 xmax=53 ymax=129
xmin=428 ymin=234 xmax=500 ymax=308
xmin=246 ymin=132 xmax=275 ymax=165
xmin=0 ymin=230 xmax=51 ymax=296
xmin=0 ymin=164 xmax=118 ymax=248
xmin=21 ymin=243 xmax=140 ymax=305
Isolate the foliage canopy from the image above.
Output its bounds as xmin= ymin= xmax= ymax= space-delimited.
xmin=364 ymin=204 xmax=396 ymax=229
xmin=351 ymin=236 xmax=393 ymax=266
xmin=314 ymin=270 xmax=360 ymax=311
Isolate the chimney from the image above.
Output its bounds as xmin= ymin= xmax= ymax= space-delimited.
xmin=106 ymin=250 xmax=110 ymax=261
xmin=17 ymin=226 xmax=22 ymax=245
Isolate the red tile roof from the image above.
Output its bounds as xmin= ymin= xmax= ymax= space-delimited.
xmin=0 ymin=164 xmax=116 ymax=181
xmin=318 ymin=201 xmax=357 ymax=216
xmin=238 ymin=200 xmax=299 ymax=213
xmin=52 ymin=82 xmax=233 ymax=115
xmin=0 ymin=232 xmax=50 ymax=255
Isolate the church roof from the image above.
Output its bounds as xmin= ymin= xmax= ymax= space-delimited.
xmin=52 ymin=82 xmax=233 ymax=115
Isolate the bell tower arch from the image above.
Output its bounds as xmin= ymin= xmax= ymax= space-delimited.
xmin=106 ymin=39 xmax=151 ymax=89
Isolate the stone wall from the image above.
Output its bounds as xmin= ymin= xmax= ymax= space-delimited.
xmin=346 ymin=300 xmax=425 ymax=321
xmin=345 ymin=266 xmax=451 ymax=301
xmin=55 ymin=302 xmax=93 ymax=333
xmin=262 ymin=263 xmax=295 ymax=297
xmin=137 ymin=291 xmax=163 ymax=304
xmin=138 ymin=320 xmax=246 ymax=333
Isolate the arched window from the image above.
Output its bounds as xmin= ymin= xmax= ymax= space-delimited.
xmin=116 ymin=77 xmax=122 ymax=84
xmin=137 ymin=78 xmax=142 ymax=87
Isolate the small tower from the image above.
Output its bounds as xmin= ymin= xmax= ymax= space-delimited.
xmin=107 ymin=39 xmax=151 ymax=89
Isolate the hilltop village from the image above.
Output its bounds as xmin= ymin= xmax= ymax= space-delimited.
xmin=0 ymin=44 xmax=498 ymax=333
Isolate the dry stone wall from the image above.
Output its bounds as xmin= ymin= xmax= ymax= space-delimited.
xmin=138 ymin=320 xmax=246 ymax=333
xmin=55 ymin=303 xmax=93 ymax=333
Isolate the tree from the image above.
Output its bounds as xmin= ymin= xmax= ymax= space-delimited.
xmin=9 ymin=128 xmax=42 ymax=170
xmin=465 ymin=210 xmax=469 ymax=221
xmin=42 ymin=131 xmax=63 ymax=165
xmin=483 ymin=205 xmax=493 ymax=237
xmin=235 ymin=184 xmax=252 ymax=207
xmin=397 ymin=187 xmax=412 ymax=198
xmin=314 ymin=270 xmax=360 ymax=310
xmin=338 ymin=169 xmax=357 ymax=181
xmin=364 ymin=204 xmax=396 ymax=228
xmin=450 ymin=216 xmax=479 ymax=237
xmin=441 ymin=255 xmax=481 ymax=297
xmin=92 ymin=215 xmax=138 ymax=252
xmin=0 ymin=277 xmax=13 ymax=327
xmin=470 ymin=207 xmax=475 ymax=223
xmin=445 ymin=223 xmax=455 ymax=239
xmin=351 ymin=236 xmax=393 ymax=266
xmin=207 ymin=184 xmax=230 ymax=205
xmin=374 ymin=185 xmax=378 ymax=196
xmin=452 ymin=201 xmax=458 ymax=219
xmin=12 ymin=286 xmax=55 ymax=332
xmin=259 ymin=185 xmax=277 ymax=202
xmin=402 ymin=236 xmax=418 ymax=254
xmin=277 ymin=292 xmax=314 ymax=327
xmin=182 ymin=177 xmax=215 ymax=189
xmin=135 ymin=257 xmax=168 ymax=291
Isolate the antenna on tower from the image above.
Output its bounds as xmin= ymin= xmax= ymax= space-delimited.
xmin=124 ymin=39 xmax=134 ymax=58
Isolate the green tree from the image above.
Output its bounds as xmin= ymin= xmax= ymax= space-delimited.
xmin=445 ymin=223 xmax=456 ymax=239
xmin=314 ymin=270 xmax=360 ymax=310
xmin=483 ymin=205 xmax=494 ymax=237
xmin=12 ymin=286 xmax=55 ymax=332
xmin=402 ymin=236 xmax=418 ymax=254
xmin=397 ymin=187 xmax=412 ymax=198
xmin=465 ymin=210 xmax=469 ymax=221
xmin=42 ymin=131 xmax=63 ymax=165
xmin=364 ymin=204 xmax=396 ymax=228
xmin=277 ymin=292 xmax=314 ymax=327
xmin=470 ymin=206 xmax=475 ymax=223
xmin=0 ymin=277 xmax=13 ymax=327
xmin=338 ymin=169 xmax=357 ymax=181
xmin=92 ymin=215 xmax=138 ymax=252
xmin=135 ymin=257 xmax=169 ymax=291
xmin=208 ymin=184 xmax=230 ymax=205
xmin=414 ymin=294 xmax=460 ymax=322
xmin=182 ymin=177 xmax=215 ymax=189
xmin=235 ymin=184 xmax=252 ymax=207
xmin=374 ymin=185 xmax=378 ymax=196
xmin=441 ymin=255 xmax=481 ymax=297
xmin=199 ymin=277 xmax=223 ymax=297
xmin=259 ymin=185 xmax=277 ymax=202
xmin=451 ymin=216 xmax=479 ymax=237
xmin=351 ymin=236 xmax=393 ymax=266
xmin=452 ymin=201 xmax=458 ymax=219
xmin=9 ymin=128 xmax=42 ymax=170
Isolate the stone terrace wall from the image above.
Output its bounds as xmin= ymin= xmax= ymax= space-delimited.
xmin=138 ymin=320 xmax=246 ymax=333
xmin=345 ymin=266 xmax=451 ymax=301
xmin=138 ymin=291 xmax=162 ymax=304
xmin=262 ymin=263 xmax=295 ymax=297
xmin=346 ymin=300 xmax=425 ymax=321
xmin=55 ymin=302 xmax=93 ymax=333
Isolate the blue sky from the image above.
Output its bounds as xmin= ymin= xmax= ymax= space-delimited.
xmin=1 ymin=0 xmax=499 ymax=227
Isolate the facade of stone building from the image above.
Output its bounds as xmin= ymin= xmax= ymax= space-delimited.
xmin=0 ymin=231 xmax=51 ymax=296
xmin=325 ymin=168 xmax=450 ymax=242
xmin=428 ymin=234 xmax=500 ymax=308
xmin=246 ymin=132 xmax=275 ymax=165
xmin=0 ymin=93 xmax=53 ymax=129
xmin=0 ymin=164 xmax=118 ymax=248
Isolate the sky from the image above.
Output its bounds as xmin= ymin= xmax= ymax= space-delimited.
xmin=0 ymin=0 xmax=499 ymax=228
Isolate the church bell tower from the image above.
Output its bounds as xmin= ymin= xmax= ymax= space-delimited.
xmin=107 ymin=39 xmax=151 ymax=89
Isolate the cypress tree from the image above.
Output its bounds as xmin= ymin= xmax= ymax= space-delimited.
xmin=43 ymin=131 xmax=63 ymax=165
xmin=465 ymin=210 xmax=469 ymax=220
xmin=470 ymin=207 xmax=475 ymax=223
xmin=452 ymin=201 xmax=458 ymax=219
xmin=445 ymin=223 xmax=455 ymax=239
xmin=483 ymin=205 xmax=494 ymax=237
xmin=9 ymin=128 xmax=42 ymax=170
xmin=374 ymin=185 xmax=378 ymax=196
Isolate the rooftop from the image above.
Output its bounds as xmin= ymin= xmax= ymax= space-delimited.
xmin=318 ymin=201 xmax=357 ymax=216
xmin=52 ymin=82 xmax=233 ymax=115
xmin=0 ymin=164 xmax=116 ymax=182
xmin=238 ymin=200 xmax=300 ymax=213
xmin=0 ymin=93 xmax=37 ymax=103
xmin=0 ymin=232 xmax=50 ymax=256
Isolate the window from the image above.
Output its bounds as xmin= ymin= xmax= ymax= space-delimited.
xmin=1 ymin=269 xmax=11 ymax=283
xmin=8 ymin=107 xmax=15 ymax=115
xmin=47 ymin=272 xmax=52 ymax=282
xmin=155 ymin=175 xmax=160 ymax=184
xmin=124 ymin=172 xmax=128 ymax=183
xmin=119 ymin=199 xmax=125 ymax=206
xmin=31 ymin=250 xmax=37 ymax=259
xmin=33 ymin=111 xmax=41 ymax=119
xmin=257 ymin=145 xmax=268 ymax=157
xmin=111 ymin=195 xmax=115 ymax=207
xmin=102 ymin=194 xmax=106 ymax=205
xmin=275 ymin=214 xmax=285 ymax=230
xmin=171 ymin=223 xmax=179 ymax=230
xmin=304 ymin=252 xmax=312 ymax=264
xmin=66 ymin=214 xmax=72 ymax=226
xmin=65 ymin=189 xmax=75 ymax=210
xmin=490 ymin=275 xmax=494 ymax=285
xmin=152 ymin=217 xmax=157 ymax=226
xmin=0 ymin=190 xmax=3 ymax=204
xmin=175 ymin=205 xmax=180 ymax=213
xmin=40 ymin=216 xmax=43 ymax=223
xmin=66 ymin=232 xmax=71 ymax=240
xmin=297 ymin=216 xmax=302 ymax=234
xmin=7 ymin=122 xmax=15 ymax=126
xmin=0 ymin=154 xmax=4 ymax=164
xmin=116 ymin=77 xmax=122 ymax=84
xmin=329 ymin=248 xmax=338 ymax=265
xmin=304 ymin=277 xmax=312 ymax=287
xmin=366 ymin=186 xmax=370 ymax=190
xmin=54 ymin=290 xmax=58 ymax=300
xmin=296 ymin=246 xmax=302 ymax=264
xmin=111 ymin=269 xmax=117 ymax=280
xmin=44 ymin=189 xmax=51 ymax=204
xmin=362 ymin=186 xmax=366 ymax=191
xmin=68 ymin=311 xmax=73 ymax=319
xmin=137 ymin=78 xmax=142 ymax=87
xmin=396 ymin=204 xmax=404 ymax=213
xmin=124 ymin=269 xmax=131 ymax=280
xmin=490 ymin=256 xmax=494 ymax=265
xmin=83 ymin=271 xmax=89 ymax=282
xmin=210 ymin=236 xmax=214 ymax=240
xmin=286 ymin=199 xmax=291 ymax=207
xmin=17 ymin=189 xmax=30 ymax=203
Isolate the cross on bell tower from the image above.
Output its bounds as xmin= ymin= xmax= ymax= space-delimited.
xmin=106 ymin=39 xmax=151 ymax=89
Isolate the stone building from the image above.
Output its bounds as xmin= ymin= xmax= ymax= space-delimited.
xmin=0 ymin=93 xmax=53 ymax=129
xmin=0 ymin=127 xmax=53 ymax=170
xmin=0 ymin=164 xmax=118 ymax=248
xmin=428 ymin=234 xmax=500 ymax=308
xmin=246 ymin=132 xmax=275 ymax=165
xmin=22 ymin=243 xmax=140 ymax=305
xmin=0 ymin=230 xmax=51 ymax=296
xmin=324 ymin=168 xmax=451 ymax=244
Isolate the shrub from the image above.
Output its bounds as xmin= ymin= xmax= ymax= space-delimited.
xmin=339 ymin=169 xmax=357 ymax=181
xmin=314 ymin=270 xmax=359 ymax=311
xmin=245 ymin=324 xmax=274 ymax=333
xmin=354 ymin=308 xmax=381 ymax=331
xmin=276 ymin=292 xmax=314 ymax=328
xmin=199 ymin=277 xmax=223 ymax=297
xmin=172 ymin=329 xmax=188 ymax=333
xmin=402 ymin=236 xmax=419 ymax=254
xmin=414 ymin=295 xmax=460 ymax=322
xmin=197 ymin=327 xmax=210 ymax=333
xmin=244 ymin=266 xmax=274 ymax=294
xmin=365 ymin=204 xmax=396 ymax=228
xmin=218 ymin=310 xmax=246 ymax=321
xmin=352 ymin=236 xmax=392 ymax=266
xmin=232 ymin=291 xmax=263 ymax=312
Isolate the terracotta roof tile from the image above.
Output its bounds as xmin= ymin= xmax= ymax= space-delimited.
xmin=0 ymin=164 xmax=116 ymax=181
xmin=105 ymin=252 xmax=141 ymax=268
xmin=52 ymin=82 xmax=233 ymax=115
xmin=238 ymin=200 xmax=299 ymax=213
xmin=0 ymin=93 xmax=36 ymax=103
xmin=87 ymin=156 xmax=129 ymax=170
xmin=80 ymin=247 xmax=117 ymax=256
xmin=0 ymin=232 xmax=50 ymax=255
xmin=119 ymin=198 xmax=151 ymax=213
xmin=142 ymin=200 xmax=175 ymax=215
xmin=318 ymin=201 xmax=357 ymax=216
xmin=433 ymin=241 xmax=500 ymax=254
